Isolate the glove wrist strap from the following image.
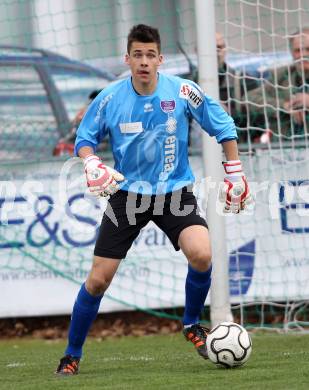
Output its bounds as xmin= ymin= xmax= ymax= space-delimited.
xmin=223 ymin=160 xmax=242 ymax=175
xmin=83 ymin=154 xmax=100 ymax=166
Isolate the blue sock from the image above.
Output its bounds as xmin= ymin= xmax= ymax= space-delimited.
xmin=183 ymin=264 xmax=212 ymax=326
xmin=65 ymin=283 xmax=103 ymax=358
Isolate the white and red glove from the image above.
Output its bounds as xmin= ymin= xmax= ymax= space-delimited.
xmin=83 ymin=155 xmax=124 ymax=198
xmin=219 ymin=160 xmax=252 ymax=213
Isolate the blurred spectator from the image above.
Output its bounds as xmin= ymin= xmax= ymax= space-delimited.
xmin=216 ymin=33 xmax=258 ymax=111
xmin=190 ymin=33 xmax=258 ymax=149
xmin=247 ymin=28 xmax=309 ymax=143
xmin=73 ymin=90 xmax=102 ymax=128
xmin=53 ymin=90 xmax=103 ymax=156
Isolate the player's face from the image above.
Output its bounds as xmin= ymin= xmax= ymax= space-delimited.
xmin=126 ymin=41 xmax=163 ymax=85
xmin=291 ymin=33 xmax=309 ymax=73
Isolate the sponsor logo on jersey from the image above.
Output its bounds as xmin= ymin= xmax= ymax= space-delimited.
xmin=119 ymin=122 xmax=143 ymax=133
xmin=160 ymin=100 xmax=176 ymax=113
xmin=144 ymin=103 xmax=153 ymax=112
xmin=165 ymin=117 xmax=177 ymax=134
xmin=159 ymin=135 xmax=176 ymax=181
xmin=179 ymin=83 xmax=203 ymax=108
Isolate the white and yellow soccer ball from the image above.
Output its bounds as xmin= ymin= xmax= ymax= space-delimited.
xmin=206 ymin=322 xmax=252 ymax=368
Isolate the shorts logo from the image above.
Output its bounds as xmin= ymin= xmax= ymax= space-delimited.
xmin=179 ymin=83 xmax=203 ymax=109
xmin=160 ymin=100 xmax=176 ymax=113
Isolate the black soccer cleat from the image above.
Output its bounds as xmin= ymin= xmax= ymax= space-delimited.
xmin=55 ymin=355 xmax=80 ymax=376
xmin=183 ymin=324 xmax=209 ymax=359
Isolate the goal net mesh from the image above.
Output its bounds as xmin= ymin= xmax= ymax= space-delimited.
xmin=215 ymin=0 xmax=309 ymax=331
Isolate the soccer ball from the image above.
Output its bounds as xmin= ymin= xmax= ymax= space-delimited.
xmin=206 ymin=322 xmax=252 ymax=368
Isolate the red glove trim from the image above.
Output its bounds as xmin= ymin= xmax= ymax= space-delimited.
xmin=223 ymin=161 xmax=242 ymax=175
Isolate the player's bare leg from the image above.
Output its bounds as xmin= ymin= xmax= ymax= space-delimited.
xmin=56 ymin=256 xmax=121 ymax=375
xmin=86 ymin=255 xmax=121 ymax=295
xmin=178 ymin=225 xmax=211 ymax=272
xmin=178 ymin=225 xmax=212 ymax=359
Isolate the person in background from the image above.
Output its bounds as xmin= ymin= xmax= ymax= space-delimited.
xmin=247 ymin=28 xmax=309 ymax=143
xmin=53 ymin=90 xmax=103 ymax=156
xmin=216 ymin=32 xmax=258 ymax=116
xmin=73 ymin=90 xmax=103 ymax=129
xmin=190 ymin=32 xmax=258 ymax=149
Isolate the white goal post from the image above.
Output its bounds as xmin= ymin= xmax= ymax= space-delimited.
xmin=195 ymin=0 xmax=234 ymax=326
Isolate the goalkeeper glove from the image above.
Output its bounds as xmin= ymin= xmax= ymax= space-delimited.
xmin=219 ymin=160 xmax=251 ymax=213
xmin=83 ymin=155 xmax=124 ymax=198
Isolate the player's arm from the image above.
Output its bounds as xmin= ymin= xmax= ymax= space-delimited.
xmin=184 ymin=81 xmax=252 ymax=213
xmin=75 ymin=92 xmax=124 ymax=198
xmin=221 ymin=139 xmax=239 ymax=161
xmin=78 ymin=146 xmax=95 ymax=159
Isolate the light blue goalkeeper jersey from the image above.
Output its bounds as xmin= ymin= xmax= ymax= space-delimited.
xmin=75 ymin=73 xmax=237 ymax=195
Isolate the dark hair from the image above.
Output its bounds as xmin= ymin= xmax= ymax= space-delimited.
xmin=127 ymin=24 xmax=161 ymax=53
xmin=88 ymin=89 xmax=102 ymax=100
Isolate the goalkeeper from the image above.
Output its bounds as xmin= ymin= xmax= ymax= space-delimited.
xmin=56 ymin=23 xmax=251 ymax=375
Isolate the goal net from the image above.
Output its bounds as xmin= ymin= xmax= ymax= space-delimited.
xmin=214 ymin=0 xmax=309 ymax=330
xmin=0 ymin=0 xmax=309 ymax=331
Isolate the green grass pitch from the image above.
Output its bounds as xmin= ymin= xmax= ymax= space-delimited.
xmin=1 ymin=333 xmax=309 ymax=390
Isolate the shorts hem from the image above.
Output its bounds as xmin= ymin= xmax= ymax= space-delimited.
xmin=171 ymin=220 xmax=208 ymax=251
xmin=93 ymin=249 xmax=125 ymax=260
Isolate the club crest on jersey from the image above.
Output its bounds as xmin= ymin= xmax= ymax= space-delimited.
xmin=160 ymin=100 xmax=176 ymax=113
xmin=179 ymin=83 xmax=203 ymax=108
